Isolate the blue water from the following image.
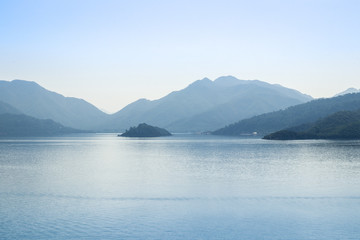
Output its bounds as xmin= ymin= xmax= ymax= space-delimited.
xmin=1 ymin=134 xmax=360 ymax=239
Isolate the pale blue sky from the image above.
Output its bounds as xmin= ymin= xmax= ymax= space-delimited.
xmin=1 ymin=0 xmax=359 ymax=112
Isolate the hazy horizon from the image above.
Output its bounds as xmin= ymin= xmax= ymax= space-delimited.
xmin=1 ymin=0 xmax=359 ymax=112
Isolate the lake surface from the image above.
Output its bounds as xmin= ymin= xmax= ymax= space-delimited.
xmin=1 ymin=133 xmax=360 ymax=239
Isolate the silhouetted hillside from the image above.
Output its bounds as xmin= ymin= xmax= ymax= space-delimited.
xmin=263 ymin=110 xmax=360 ymax=140
xmin=0 ymin=113 xmax=83 ymax=137
xmin=213 ymin=93 xmax=360 ymax=136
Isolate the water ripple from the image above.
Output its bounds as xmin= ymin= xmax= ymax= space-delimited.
xmin=1 ymin=192 xmax=360 ymax=201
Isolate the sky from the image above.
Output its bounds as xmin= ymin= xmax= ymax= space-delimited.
xmin=1 ymin=0 xmax=359 ymax=113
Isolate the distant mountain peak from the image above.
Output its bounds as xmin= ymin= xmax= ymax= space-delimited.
xmin=213 ymin=76 xmax=244 ymax=86
xmin=135 ymin=98 xmax=150 ymax=103
xmin=187 ymin=77 xmax=212 ymax=88
xmin=335 ymin=88 xmax=360 ymax=97
xmin=12 ymin=79 xmax=37 ymax=83
xmin=214 ymin=75 xmax=239 ymax=81
xmin=10 ymin=79 xmax=41 ymax=87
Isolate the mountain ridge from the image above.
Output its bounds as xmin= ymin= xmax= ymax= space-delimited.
xmin=0 ymin=76 xmax=312 ymax=133
xmin=105 ymin=76 xmax=312 ymax=132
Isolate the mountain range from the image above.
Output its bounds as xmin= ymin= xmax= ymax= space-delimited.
xmin=104 ymin=76 xmax=312 ymax=132
xmin=0 ymin=77 xmax=313 ymax=133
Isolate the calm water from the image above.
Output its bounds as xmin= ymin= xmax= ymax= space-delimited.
xmin=1 ymin=134 xmax=360 ymax=239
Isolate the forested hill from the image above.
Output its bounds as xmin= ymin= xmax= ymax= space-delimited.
xmin=263 ymin=110 xmax=360 ymax=140
xmin=0 ymin=113 xmax=83 ymax=137
xmin=213 ymin=93 xmax=360 ymax=136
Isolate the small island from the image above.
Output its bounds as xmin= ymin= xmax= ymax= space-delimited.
xmin=119 ymin=123 xmax=172 ymax=137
